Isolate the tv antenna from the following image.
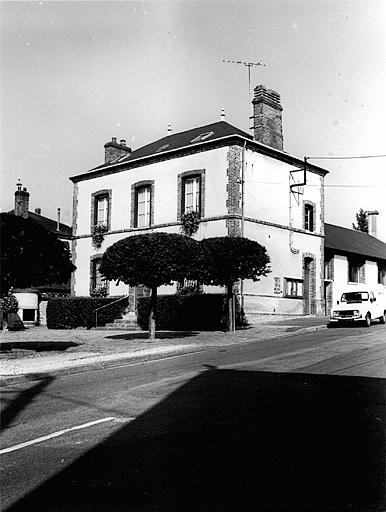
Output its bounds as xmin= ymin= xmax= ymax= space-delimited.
xmin=223 ymin=60 xmax=266 ymax=132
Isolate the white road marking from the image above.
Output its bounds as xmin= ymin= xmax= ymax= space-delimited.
xmin=0 ymin=417 xmax=116 ymax=455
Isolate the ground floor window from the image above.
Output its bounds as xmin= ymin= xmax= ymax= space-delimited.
xmin=284 ymin=278 xmax=303 ymax=298
xmin=90 ymin=257 xmax=108 ymax=297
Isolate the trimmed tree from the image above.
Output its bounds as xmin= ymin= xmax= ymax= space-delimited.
xmin=352 ymin=208 xmax=368 ymax=233
xmin=1 ymin=212 xmax=75 ymax=295
xmin=99 ymin=232 xmax=201 ymax=340
xmin=200 ymin=236 xmax=271 ymax=331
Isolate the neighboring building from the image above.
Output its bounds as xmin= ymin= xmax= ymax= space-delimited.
xmin=10 ymin=182 xmax=72 ymax=325
xmin=70 ymin=84 xmax=329 ymax=320
xmin=324 ymin=222 xmax=386 ymax=314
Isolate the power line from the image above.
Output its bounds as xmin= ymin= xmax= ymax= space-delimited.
xmin=307 ymin=154 xmax=386 ymax=160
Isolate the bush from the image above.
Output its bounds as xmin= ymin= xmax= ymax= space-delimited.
xmin=137 ymin=293 xmax=246 ymax=331
xmin=47 ymin=296 xmax=129 ymax=329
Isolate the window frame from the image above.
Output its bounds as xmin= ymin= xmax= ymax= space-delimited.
xmin=348 ymin=257 xmax=364 ymax=284
xmin=177 ymin=170 xmax=205 ymax=221
xmin=303 ymin=200 xmax=316 ymax=232
xmin=131 ymin=180 xmax=155 ymax=229
xmin=284 ymin=278 xmax=303 ymax=299
xmin=90 ymin=255 xmax=109 ymax=296
xmin=91 ymin=189 xmax=112 ymax=231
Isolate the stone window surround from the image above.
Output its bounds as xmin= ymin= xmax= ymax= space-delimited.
xmin=177 ymin=169 xmax=205 ymax=221
xmin=131 ymin=180 xmax=155 ymax=228
xmin=90 ymin=189 xmax=112 ymax=232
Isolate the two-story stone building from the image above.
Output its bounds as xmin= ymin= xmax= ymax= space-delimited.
xmin=70 ymin=85 xmax=329 ymax=320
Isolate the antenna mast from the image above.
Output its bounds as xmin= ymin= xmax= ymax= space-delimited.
xmin=223 ymin=59 xmax=266 ymax=133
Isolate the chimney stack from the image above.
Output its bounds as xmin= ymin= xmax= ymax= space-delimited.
xmin=104 ymin=137 xmax=132 ymax=163
xmin=367 ymin=210 xmax=379 ymax=238
xmin=14 ymin=181 xmax=29 ymax=218
xmin=252 ymin=85 xmax=283 ymax=151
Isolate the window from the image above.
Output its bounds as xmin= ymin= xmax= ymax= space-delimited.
xmin=184 ymin=176 xmax=200 ymax=213
xmin=136 ymin=186 xmax=151 ymax=227
xmin=284 ymin=278 xmax=303 ymax=298
xmin=90 ymin=257 xmax=108 ymax=296
xmin=177 ymin=170 xmax=205 ymax=220
xmin=91 ymin=190 xmax=111 ymax=230
xmin=304 ymin=204 xmax=314 ymax=232
xmin=378 ymin=263 xmax=386 ymax=285
xmin=131 ymin=181 xmax=154 ymax=228
xmin=348 ymin=258 xmax=362 ymax=283
xmin=96 ymin=196 xmax=108 ymax=225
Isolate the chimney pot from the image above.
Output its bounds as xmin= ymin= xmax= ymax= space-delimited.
xmin=112 ymin=137 xmax=117 ymax=144
xmin=120 ymin=139 xmax=126 ymax=146
xmin=35 ymin=208 xmax=41 ymax=215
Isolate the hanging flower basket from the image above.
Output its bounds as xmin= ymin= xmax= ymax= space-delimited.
xmin=92 ymin=223 xmax=108 ymax=249
xmin=181 ymin=211 xmax=200 ymax=237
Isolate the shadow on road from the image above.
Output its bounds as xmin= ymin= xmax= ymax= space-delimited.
xmin=105 ymin=330 xmax=200 ymax=341
xmin=1 ymin=376 xmax=54 ymax=431
xmin=6 ymin=369 xmax=385 ymax=512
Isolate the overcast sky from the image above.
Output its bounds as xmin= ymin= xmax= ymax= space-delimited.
xmin=1 ymin=0 xmax=386 ymax=242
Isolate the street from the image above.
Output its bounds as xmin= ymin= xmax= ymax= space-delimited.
xmin=1 ymin=325 xmax=385 ymax=512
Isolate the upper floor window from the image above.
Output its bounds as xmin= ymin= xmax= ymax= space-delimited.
xmin=304 ymin=203 xmax=315 ymax=232
xmin=131 ymin=181 xmax=154 ymax=228
xmin=91 ymin=189 xmax=111 ymax=230
xmin=96 ymin=196 xmax=108 ymax=225
xmin=184 ymin=176 xmax=200 ymax=213
xmin=136 ymin=185 xmax=151 ymax=227
xmin=177 ymin=170 xmax=205 ymax=221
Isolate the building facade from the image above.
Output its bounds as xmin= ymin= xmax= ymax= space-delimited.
xmin=324 ymin=223 xmax=386 ymax=315
xmin=70 ymin=85 xmax=329 ymax=319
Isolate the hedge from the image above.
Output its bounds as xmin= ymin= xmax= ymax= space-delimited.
xmin=137 ymin=293 xmax=246 ymax=331
xmin=47 ymin=296 xmax=129 ymax=329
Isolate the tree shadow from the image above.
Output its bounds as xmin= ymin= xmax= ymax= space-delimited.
xmin=6 ymin=369 xmax=385 ymax=512
xmin=1 ymin=376 xmax=54 ymax=431
xmin=0 ymin=341 xmax=80 ymax=352
xmin=105 ymin=331 xmax=200 ymax=341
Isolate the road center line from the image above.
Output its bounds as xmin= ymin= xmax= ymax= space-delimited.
xmin=0 ymin=417 xmax=116 ymax=455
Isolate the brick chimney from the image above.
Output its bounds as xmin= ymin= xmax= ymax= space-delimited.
xmin=14 ymin=181 xmax=29 ymax=218
xmin=104 ymin=137 xmax=132 ymax=163
xmin=367 ymin=210 xmax=379 ymax=238
xmin=252 ymin=85 xmax=283 ymax=151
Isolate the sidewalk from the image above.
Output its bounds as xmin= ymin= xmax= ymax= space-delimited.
xmin=0 ymin=316 xmax=328 ymax=386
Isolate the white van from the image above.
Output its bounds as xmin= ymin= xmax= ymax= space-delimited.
xmin=330 ymin=286 xmax=386 ymax=327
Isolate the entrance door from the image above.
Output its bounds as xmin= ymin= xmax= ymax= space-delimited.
xmin=304 ymin=258 xmax=311 ymax=315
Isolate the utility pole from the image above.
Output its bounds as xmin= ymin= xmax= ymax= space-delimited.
xmin=223 ymin=60 xmax=265 ymax=133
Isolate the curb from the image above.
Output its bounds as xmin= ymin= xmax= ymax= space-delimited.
xmin=0 ymin=324 xmax=327 ymax=387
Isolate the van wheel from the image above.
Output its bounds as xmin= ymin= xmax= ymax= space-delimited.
xmin=380 ymin=312 xmax=386 ymax=325
xmin=364 ymin=313 xmax=371 ymax=327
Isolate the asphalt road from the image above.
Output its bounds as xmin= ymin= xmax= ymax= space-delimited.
xmin=1 ymin=325 xmax=385 ymax=512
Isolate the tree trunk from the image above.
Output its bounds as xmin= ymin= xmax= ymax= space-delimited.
xmin=148 ymin=285 xmax=157 ymax=340
xmin=226 ymin=283 xmax=236 ymax=333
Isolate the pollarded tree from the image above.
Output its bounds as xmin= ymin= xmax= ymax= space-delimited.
xmin=1 ymin=212 xmax=75 ymax=295
xmin=200 ymin=236 xmax=271 ymax=331
xmin=99 ymin=232 xmax=201 ymax=340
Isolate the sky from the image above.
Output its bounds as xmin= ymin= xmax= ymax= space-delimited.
xmin=1 ymin=0 xmax=386 ymax=242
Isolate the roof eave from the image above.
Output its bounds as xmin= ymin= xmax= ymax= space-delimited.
xmin=70 ymin=134 xmax=329 ymax=183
